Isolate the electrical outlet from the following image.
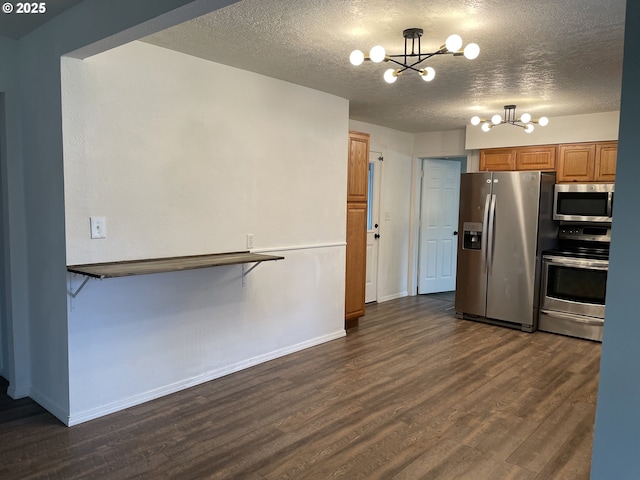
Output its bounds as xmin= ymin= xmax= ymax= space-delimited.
xmin=246 ymin=233 xmax=255 ymax=249
xmin=90 ymin=216 xmax=107 ymax=239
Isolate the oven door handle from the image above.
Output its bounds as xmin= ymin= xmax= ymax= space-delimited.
xmin=543 ymin=256 xmax=609 ymax=270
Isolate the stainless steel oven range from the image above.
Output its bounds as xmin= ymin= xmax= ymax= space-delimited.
xmin=539 ymin=223 xmax=610 ymax=342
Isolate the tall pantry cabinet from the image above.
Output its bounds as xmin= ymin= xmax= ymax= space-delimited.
xmin=345 ymin=131 xmax=369 ymax=328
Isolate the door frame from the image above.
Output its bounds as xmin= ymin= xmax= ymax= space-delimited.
xmin=365 ymin=150 xmax=383 ymax=303
xmin=408 ymin=154 xmax=468 ymax=296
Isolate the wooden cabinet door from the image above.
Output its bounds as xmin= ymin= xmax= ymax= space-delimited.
xmin=595 ymin=141 xmax=617 ymax=182
xmin=345 ymin=203 xmax=367 ymax=321
xmin=479 ymin=148 xmax=515 ymax=171
xmin=557 ymin=144 xmax=596 ymax=182
xmin=345 ymin=131 xmax=370 ymax=327
xmin=347 ymin=131 xmax=370 ymax=202
xmin=515 ymin=145 xmax=556 ymax=171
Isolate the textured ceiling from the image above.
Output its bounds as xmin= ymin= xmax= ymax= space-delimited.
xmin=141 ymin=0 xmax=625 ymax=133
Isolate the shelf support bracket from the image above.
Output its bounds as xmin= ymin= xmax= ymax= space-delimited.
xmin=242 ymin=261 xmax=264 ymax=286
xmin=67 ymin=275 xmax=91 ymax=299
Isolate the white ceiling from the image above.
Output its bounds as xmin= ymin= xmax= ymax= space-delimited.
xmin=141 ymin=0 xmax=626 ymax=133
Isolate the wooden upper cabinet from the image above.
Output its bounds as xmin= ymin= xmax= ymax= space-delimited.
xmin=515 ymin=145 xmax=556 ymax=171
xmin=479 ymin=145 xmax=555 ymax=171
xmin=595 ymin=141 xmax=617 ymax=182
xmin=557 ymin=142 xmax=616 ymax=183
xmin=479 ymin=148 xmax=515 ymax=171
xmin=557 ymin=143 xmax=596 ymax=182
xmin=480 ymin=141 xmax=617 ymax=181
xmin=347 ymin=131 xmax=370 ymax=202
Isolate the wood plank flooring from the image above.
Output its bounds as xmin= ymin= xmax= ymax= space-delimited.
xmin=0 ymin=294 xmax=600 ymax=479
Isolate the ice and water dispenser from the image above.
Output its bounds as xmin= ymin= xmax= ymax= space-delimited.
xmin=462 ymin=222 xmax=483 ymax=250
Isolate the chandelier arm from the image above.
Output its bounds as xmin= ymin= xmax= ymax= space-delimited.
xmin=386 ymin=58 xmax=426 ymax=73
xmin=386 ymin=51 xmax=449 ymax=59
xmin=386 ymin=51 xmax=442 ymax=73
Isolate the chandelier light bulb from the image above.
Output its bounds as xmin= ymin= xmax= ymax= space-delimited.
xmin=524 ymin=124 xmax=535 ymax=133
xmin=538 ymin=116 xmax=549 ymax=126
xmin=445 ymin=34 xmax=463 ymax=52
xmin=463 ymin=43 xmax=480 ymax=60
xmin=350 ymin=50 xmax=365 ymax=66
xmin=520 ymin=112 xmax=532 ymax=123
xmin=481 ymin=122 xmax=492 ymax=132
xmin=420 ymin=67 xmax=436 ymax=82
xmin=369 ymin=45 xmax=386 ymax=63
xmin=383 ymin=68 xmax=398 ymax=83
xmin=491 ymin=114 xmax=502 ymax=125
xmin=470 ymin=116 xmax=481 ymax=126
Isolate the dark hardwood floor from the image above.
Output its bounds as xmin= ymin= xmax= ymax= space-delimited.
xmin=0 ymin=294 xmax=600 ymax=479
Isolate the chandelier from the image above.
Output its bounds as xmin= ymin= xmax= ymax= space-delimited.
xmin=471 ymin=105 xmax=549 ymax=133
xmin=349 ymin=28 xmax=480 ymax=84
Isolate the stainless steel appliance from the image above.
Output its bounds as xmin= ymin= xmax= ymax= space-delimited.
xmin=455 ymin=171 xmax=557 ymax=332
xmin=539 ymin=224 xmax=610 ymax=341
xmin=553 ymin=183 xmax=614 ymax=223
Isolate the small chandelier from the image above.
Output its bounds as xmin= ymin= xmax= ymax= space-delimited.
xmin=471 ymin=105 xmax=549 ymax=133
xmin=349 ymin=28 xmax=480 ymax=84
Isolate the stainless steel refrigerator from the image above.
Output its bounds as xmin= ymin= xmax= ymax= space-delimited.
xmin=455 ymin=171 xmax=557 ymax=332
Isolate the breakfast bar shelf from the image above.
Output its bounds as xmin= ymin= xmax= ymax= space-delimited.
xmin=66 ymin=251 xmax=285 ymax=297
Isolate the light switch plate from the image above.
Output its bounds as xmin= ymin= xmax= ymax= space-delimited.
xmin=246 ymin=233 xmax=255 ymax=249
xmin=90 ymin=216 xmax=106 ymax=239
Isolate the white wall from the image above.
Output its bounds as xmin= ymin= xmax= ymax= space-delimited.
xmin=64 ymin=41 xmax=347 ymax=263
xmin=414 ymin=129 xmax=469 ymax=158
xmin=62 ymin=41 xmax=348 ymax=424
xmin=349 ymin=120 xmax=413 ymax=302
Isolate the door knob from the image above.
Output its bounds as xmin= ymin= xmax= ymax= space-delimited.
xmin=374 ymin=224 xmax=379 ymax=228
xmin=374 ymin=233 xmax=380 ymax=239
xmin=453 ymin=231 xmax=459 ymax=236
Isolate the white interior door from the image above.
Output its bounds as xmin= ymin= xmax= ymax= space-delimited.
xmin=418 ymin=158 xmax=461 ymax=294
xmin=365 ymin=152 xmax=381 ymax=303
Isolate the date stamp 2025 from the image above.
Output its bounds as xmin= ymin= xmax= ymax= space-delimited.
xmin=2 ymin=2 xmax=47 ymax=14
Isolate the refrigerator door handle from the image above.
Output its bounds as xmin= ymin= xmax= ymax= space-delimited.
xmin=481 ymin=193 xmax=491 ymax=273
xmin=487 ymin=194 xmax=497 ymax=274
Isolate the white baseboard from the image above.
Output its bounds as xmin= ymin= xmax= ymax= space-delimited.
xmin=377 ymin=291 xmax=408 ymax=303
xmin=7 ymin=383 xmax=31 ymax=400
xmin=29 ymin=388 xmax=69 ymax=425
xmin=67 ymin=329 xmax=346 ymax=426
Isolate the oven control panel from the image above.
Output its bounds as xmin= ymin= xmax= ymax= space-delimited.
xmin=558 ymin=224 xmax=611 ymax=243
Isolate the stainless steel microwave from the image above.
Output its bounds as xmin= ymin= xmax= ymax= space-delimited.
xmin=553 ymin=183 xmax=614 ymax=222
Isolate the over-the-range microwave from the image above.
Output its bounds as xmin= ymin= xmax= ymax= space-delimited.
xmin=553 ymin=183 xmax=614 ymax=223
